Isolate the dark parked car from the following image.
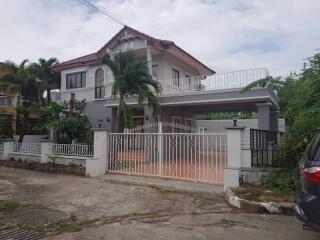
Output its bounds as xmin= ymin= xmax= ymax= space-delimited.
xmin=295 ymin=129 xmax=320 ymax=232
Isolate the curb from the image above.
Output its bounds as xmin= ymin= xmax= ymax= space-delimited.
xmin=225 ymin=188 xmax=294 ymax=214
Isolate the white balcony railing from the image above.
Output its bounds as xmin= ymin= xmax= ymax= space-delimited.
xmin=56 ymin=68 xmax=269 ymax=101
xmin=159 ymin=68 xmax=269 ymax=95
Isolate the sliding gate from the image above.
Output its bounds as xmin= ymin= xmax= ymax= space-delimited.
xmin=107 ymin=123 xmax=227 ymax=184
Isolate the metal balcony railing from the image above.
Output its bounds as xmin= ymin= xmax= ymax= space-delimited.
xmin=159 ymin=68 xmax=269 ymax=95
xmin=56 ymin=68 xmax=269 ymax=101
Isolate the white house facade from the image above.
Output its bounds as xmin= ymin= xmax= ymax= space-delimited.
xmin=52 ymin=25 xmax=279 ymax=133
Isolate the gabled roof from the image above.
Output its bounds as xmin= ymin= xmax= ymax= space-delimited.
xmin=52 ymin=26 xmax=215 ymax=75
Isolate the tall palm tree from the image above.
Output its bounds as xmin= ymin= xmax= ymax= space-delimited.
xmin=0 ymin=60 xmax=39 ymax=142
xmin=102 ymin=52 xmax=161 ymax=131
xmin=28 ymin=58 xmax=60 ymax=105
xmin=0 ymin=60 xmax=31 ymax=99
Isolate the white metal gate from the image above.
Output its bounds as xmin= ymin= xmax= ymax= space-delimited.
xmin=107 ymin=123 xmax=227 ymax=184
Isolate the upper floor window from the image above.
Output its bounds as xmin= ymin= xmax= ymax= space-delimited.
xmin=66 ymin=72 xmax=86 ymax=89
xmin=172 ymin=69 xmax=180 ymax=87
xmin=0 ymin=96 xmax=12 ymax=106
xmin=95 ymin=68 xmax=105 ymax=99
xmin=152 ymin=64 xmax=158 ymax=80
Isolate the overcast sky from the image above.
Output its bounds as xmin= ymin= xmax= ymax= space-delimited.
xmin=0 ymin=0 xmax=319 ymax=76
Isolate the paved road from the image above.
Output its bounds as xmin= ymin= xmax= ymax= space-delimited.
xmin=0 ymin=166 xmax=318 ymax=239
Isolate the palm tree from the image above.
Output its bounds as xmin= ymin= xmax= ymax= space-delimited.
xmin=102 ymin=52 xmax=161 ymax=131
xmin=28 ymin=58 xmax=60 ymax=105
xmin=16 ymin=101 xmax=40 ymax=143
xmin=0 ymin=60 xmax=28 ymax=99
xmin=0 ymin=60 xmax=40 ymax=142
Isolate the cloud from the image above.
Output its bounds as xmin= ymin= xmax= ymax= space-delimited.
xmin=0 ymin=0 xmax=319 ymax=76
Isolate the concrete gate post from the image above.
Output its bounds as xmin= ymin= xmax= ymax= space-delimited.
xmin=224 ymin=126 xmax=245 ymax=191
xmin=40 ymin=141 xmax=54 ymax=163
xmin=86 ymin=129 xmax=108 ymax=177
xmin=3 ymin=139 xmax=14 ymax=160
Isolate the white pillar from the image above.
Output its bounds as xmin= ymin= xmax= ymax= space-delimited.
xmin=256 ymin=103 xmax=271 ymax=130
xmin=86 ymin=129 xmax=108 ymax=177
xmin=40 ymin=141 xmax=54 ymax=163
xmin=3 ymin=140 xmax=14 ymax=160
xmin=224 ymin=126 xmax=245 ymax=191
xmin=146 ymin=45 xmax=152 ymax=75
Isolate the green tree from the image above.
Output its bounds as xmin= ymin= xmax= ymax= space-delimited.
xmin=37 ymin=100 xmax=91 ymax=144
xmin=242 ymin=52 xmax=320 ymax=168
xmin=28 ymin=58 xmax=60 ymax=105
xmin=0 ymin=60 xmax=38 ymax=102
xmin=102 ymin=52 xmax=161 ymax=131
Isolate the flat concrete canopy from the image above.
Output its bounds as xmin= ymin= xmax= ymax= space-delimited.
xmin=103 ymin=87 xmax=279 ymax=111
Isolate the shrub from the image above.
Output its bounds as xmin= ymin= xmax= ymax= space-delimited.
xmin=262 ymin=169 xmax=299 ymax=192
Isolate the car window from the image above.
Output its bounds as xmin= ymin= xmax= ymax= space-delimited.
xmin=305 ymin=132 xmax=320 ymax=162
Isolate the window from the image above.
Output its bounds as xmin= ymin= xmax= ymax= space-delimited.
xmin=185 ymin=118 xmax=193 ymax=132
xmin=0 ymin=97 xmax=12 ymax=106
xmin=185 ymin=74 xmax=192 ymax=90
xmin=172 ymin=116 xmax=183 ymax=133
xmin=66 ymin=71 xmax=86 ymax=89
xmin=152 ymin=64 xmax=158 ymax=80
xmin=172 ymin=69 xmax=180 ymax=87
xmin=95 ymin=68 xmax=105 ymax=99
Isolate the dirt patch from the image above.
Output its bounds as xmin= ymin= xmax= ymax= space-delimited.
xmin=0 ymin=159 xmax=85 ymax=176
xmin=0 ymin=205 xmax=70 ymax=225
xmin=233 ymin=185 xmax=294 ymax=203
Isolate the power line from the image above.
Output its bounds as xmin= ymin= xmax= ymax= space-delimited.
xmin=77 ymin=0 xmax=125 ymax=27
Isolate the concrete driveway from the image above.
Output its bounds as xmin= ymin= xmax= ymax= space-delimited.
xmin=0 ymin=166 xmax=318 ymax=239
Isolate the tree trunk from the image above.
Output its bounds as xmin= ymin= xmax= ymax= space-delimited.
xmin=47 ymin=87 xmax=51 ymax=106
xmin=18 ymin=113 xmax=28 ymax=143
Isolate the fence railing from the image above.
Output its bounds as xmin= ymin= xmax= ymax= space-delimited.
xmin=108 ymin=132 xmax=227 ymax=184
xmin=12 ymin=143 xmax=41 ymax=154
xmin=52 ymin=144 xmax=93 ymax=157
xmin=160 ymin=68 xmax=269 ymax=95
xmin=250 ymin=128 xmax=284 ymax=167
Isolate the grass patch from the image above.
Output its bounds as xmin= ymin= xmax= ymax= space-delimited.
xmin=233 ymin=185 xmax=294 ymax=202
xmin=261 ymin=170 xmax=299 ymax=193
xmin=17 ymin=219 xmax=83 ymax=237
xmin=0 ymin=201 xmax=21 ymax=213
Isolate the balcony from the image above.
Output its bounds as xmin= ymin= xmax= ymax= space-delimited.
xmin=159 ymin=68 xmax=269 ymax=96
xmin=57 ymin=68 xmax=269 ymax=102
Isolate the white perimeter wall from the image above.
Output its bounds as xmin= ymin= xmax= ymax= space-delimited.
xmin=196 ymin=119 xmax=285 ymax=149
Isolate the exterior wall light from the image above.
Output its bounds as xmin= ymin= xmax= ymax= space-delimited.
xmin=233 ymin=118 xmax=238 ymax=127
xmin=98 ymin=119 xmax=103 ymax=128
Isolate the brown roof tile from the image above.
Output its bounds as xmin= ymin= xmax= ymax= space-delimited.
xmin=52 ymin=25 xmax=215 ymax=74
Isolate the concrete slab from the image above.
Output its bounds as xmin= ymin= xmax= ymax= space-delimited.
xmin=0 ymin=166 xmax=318 ymax=240
xmin=100 ymin=173 xmax=224 ymax=194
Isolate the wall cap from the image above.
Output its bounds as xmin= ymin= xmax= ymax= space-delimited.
xmin=224 ymin=126 xmax=246 ymax=130
xmin=224 ymin=167 xmax=241 ymax=170
xmin=91 ymin=128 xmax=108 ymax=132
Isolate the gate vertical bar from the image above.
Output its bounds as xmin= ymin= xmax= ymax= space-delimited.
xmin=158 ymin=122 xmax=163 ymax=176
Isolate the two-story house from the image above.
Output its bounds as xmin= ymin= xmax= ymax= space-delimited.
xmin=52 ymin=26 xmax=279 ymax=133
